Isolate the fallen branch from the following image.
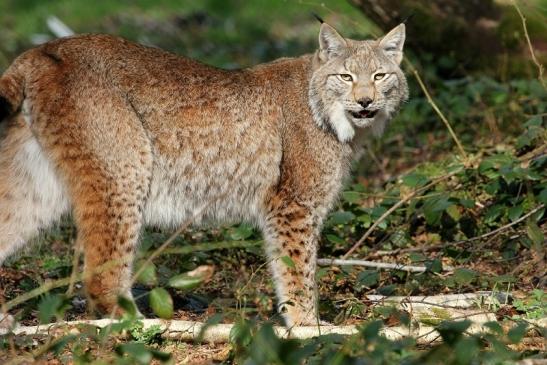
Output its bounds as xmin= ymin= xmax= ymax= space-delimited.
xmin=317 ymin=258 xmax=453 ymax=273
xmin=7 ymin=316 xmax=545 ymax=345
xmin=362 ymin=291 xmax=512 ymax=309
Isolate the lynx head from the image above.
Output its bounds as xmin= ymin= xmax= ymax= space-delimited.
xmin=309 ymin=23 xmax=408 ymax=142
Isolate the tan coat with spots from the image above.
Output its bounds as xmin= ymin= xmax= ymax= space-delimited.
xmin=0 ymin=23 xmax=407 ymax=326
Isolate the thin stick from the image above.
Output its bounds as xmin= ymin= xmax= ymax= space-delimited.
xmin=410 ymin=68 xmax=468 ymax=161
xmin=66 ymin=238 xmax=82 ymax=296
xmin=342 ymin=169 xmax=462 ymax=259
xmin=512 ymin=0 xmax=546 ymax=90
xmin=518 ymin=141 xmax=547 ymax=162
xmin=2 ymin=258 xmax=120 ymax=312
xmin=372 ymin=204 xmax=545 ymax=256
xmin=317 ymin=258 xmax=452 ymax=273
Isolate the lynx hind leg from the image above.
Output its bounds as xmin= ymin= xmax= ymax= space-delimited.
xmin=263 ymin=200 xmax=320 ymax=327
xmin=74 ymin=169 xmax=150 ymax=315
xmin=0 ymin=119 xmax=70 ymax=265
xmin=35 ymin=108 xmax=154 ymax=315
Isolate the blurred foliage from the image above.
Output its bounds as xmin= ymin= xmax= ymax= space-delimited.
xmin=350 ymin=0 xmax=547 ymax=78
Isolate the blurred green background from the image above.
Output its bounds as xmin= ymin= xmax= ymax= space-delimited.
xmin=0 ymin=0 xmax=375 ymax=69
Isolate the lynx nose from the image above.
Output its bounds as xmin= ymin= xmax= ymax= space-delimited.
xmin=358 ymin=97 xmax=373 ymax=108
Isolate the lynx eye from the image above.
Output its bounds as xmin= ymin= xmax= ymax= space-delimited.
xmin=339 ymin=74 xmax=353 ymax=82
xmin=374 ymin=73 xmax=386 ymax=81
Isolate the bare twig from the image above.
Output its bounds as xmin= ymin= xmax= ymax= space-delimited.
xmin=512 ymin=0 xmax=546 ymax=90
xmin=518 ymin=141 xmax=547 ymax=163
xmin=317 ymin=258 xmax=453 ymax=273
xmin=372 ymin=204 xmax=545 ymax=256
xmin=2 ymin=259 xmax=120 ymax=312
xmin=342 ymin=169 xmax=462 ymax=259
xmin=410 ymin=67 xmax=468 ymax=161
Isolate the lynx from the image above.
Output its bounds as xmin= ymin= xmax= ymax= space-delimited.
xmin=0 ymin=22 xmax=408 ymax=326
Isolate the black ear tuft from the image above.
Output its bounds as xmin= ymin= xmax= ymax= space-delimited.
xmin=312 ymin=12 xmax=324 ymax=24
xmin=0 ymin=95 xmax=13 ymax=122
xmin=401 ymin=12 xmax=415 ymax=24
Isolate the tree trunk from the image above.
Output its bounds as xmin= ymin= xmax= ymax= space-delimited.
xmin=350 ymin=0 xmax=504 ymax=76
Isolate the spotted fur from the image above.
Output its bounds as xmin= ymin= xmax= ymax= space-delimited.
xmin=0 ymin=23 xmax=407 ymax=326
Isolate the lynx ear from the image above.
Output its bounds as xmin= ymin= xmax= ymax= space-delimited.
xmin=318 ymin=23 xmax=347 ymax=61
xmin=379 ymin=24 xmax=405 ymax=65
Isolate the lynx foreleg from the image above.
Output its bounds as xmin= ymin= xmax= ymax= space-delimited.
xmin=263 ymin=201 xmax=320 ymax=327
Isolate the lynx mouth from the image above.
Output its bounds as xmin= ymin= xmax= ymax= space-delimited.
xmin=349 ymin=109 xmax=378 ymax=119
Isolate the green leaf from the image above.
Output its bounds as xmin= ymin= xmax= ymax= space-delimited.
xmin=116 ymin=342 xmax=153 ymax=365
xmin=423 ymin=196 xmax=453 ymax=225
xmin=523 ymin=116 xmax=542 ymax=127
xmin=316 ymin=267 xmax=329 ymax=280
xmin=328 ymin=211 xmax=355 ymax=225
xmin=361 ymin=320 xmax=383 ymax=340
xmin=342 ymin=191 xmax=361 ymax=204
xmin=326 ymin=234 xmax=345 ymax=245
xmin=484 ymin=204 xmax=505 ymax=224
xmin=229 ymin=319 xmax=253 ymax=347
xmin=45 ymin=335 xmax=78 ymax=356
xmin=357 ymin=214 xmax=372 ymax=228
xmin=149 ymin=288 xmax=173 ymax=319
xmin=136 ymin=260 xmax=157 ymax=286
xmin=484 ymin=321 xmax=503 ymax=335
xmin=409 ymin=253 xmax=426 ymax=262
xmin=280 ymin=255 xmax=296 ymax=269
xmin=479 ymin=154 xmax=516 ymax=176
xmin=453 ymin=268 xmax=478 ymax=286
xmin=459 ymin=198 xmax=475 ymax=209
xmin=117 ymin=295 xmax=138 ymax=318
xmin=437 ymin=320 xmax=471 ymax=344
xmin=526 ymin=219 xmax=544 ymax=248
xmin=38 ymin=294 xmax=70 ymax=324
xmin=230 ymin=224 xmax=254 ymax=240
xmin=508 ymin=205 xmax=524 ymax=222
xmin=402 ymin=172 xmax=429 ymax=188
xmin=507 ymin=322 xmax=528 ymax=344
xmin=168 ymin=273 xmax=204 ymax=291
xmin=355 ymin=270 xmax=379 ymax=290
xmin=425 ymin=259 xmax=442 ymax=273
xmin=538 ymin=188 xmax=547 ymax=204
xmin=446 ymin=204 xmax=461 ymax=221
